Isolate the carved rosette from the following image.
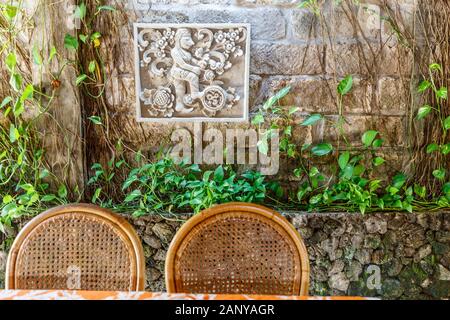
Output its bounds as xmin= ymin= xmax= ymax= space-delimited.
xmin=140 ymin=87 xmax=175 ymax=117
xmin=135 ymin=23 xmax=249 ymax=122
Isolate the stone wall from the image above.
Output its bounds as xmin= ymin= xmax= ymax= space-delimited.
xmin=2 ymin=211 xmax=448 ymax=299
xmin=84 ymin=0 xmax=416 ymax=180
xmin=0 ymin=0 xmax=421 ymax=189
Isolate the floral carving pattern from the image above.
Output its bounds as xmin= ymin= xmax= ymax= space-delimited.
xmin=135 ymin=24 xmax=249 ymax=120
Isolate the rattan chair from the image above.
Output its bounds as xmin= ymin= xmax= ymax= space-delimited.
xmin=6 ymin=204 xmax=145 ymax=291
xmin=166 ymin=203 xmax=310 ymax=296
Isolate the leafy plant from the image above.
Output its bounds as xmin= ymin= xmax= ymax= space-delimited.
xmin=0 ymin=2 xmax=71 ymax=234
xmin=113 ymin=156 xmax=281 ymax=216
xmin=416 ymin=63 xmax=449 ymax=189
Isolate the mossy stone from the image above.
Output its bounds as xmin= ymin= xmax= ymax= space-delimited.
xmin=399 ymin=264 xmax=428 ymax=286
xmin=381 ymin=279 xmax=404 ymax=299
xmin=425 ymin=280 xmax=450 ymax=299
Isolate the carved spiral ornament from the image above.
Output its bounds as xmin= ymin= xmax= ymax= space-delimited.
xmin=202 ymin=86 xmax=227 ymax=112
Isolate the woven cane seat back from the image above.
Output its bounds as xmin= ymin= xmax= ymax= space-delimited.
xmin=166 ymin=203 xmax=309 ymax=296
xmin=6 ymin=205 xmax=145 ymax=291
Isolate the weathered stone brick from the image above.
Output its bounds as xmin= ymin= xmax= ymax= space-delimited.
xmin=236 ymin=0 xmax=298 ymax=7
xmin=99 ymin=103 xmax=190 ymax=149
xmin=135 ymin=7 xmax=286 ymax=40
xmin=326 ymin=43 xmax=376 ymax=76
xmin=251 ymin=76 xmax=334 ymax=113
xmin=291 ymin=9 xmax=318 ymax=41
xmin=130 ymin=0 xmax=232 ymax=9
xmin=372 ymin=149 xmax=408 ymax=177
xmin=324 ymin=4 xmax=357 ymax=39
xmin=379 ymin=45 xmax=414 ymax=77
xmin=249 ymin=74 xmax=263 ymax=108
xmin=321 ymin=115 xmax=407 ymax=147
xmin=251 ymin=43 xmax=325 ymax=75
xmin=384 ymin=0 xmax=417 ymax=39
xmin=377 ymin=77 xmax=409 ymax=115
xmin=252 ymin=76 xmax=372 ymax=115
xmin=314 ymin=2 xmax=382 ymax=39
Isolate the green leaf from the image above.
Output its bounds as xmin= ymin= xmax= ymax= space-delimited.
xmin=284 ymin=126 xmax=292 ymax=136
xmin=214 ymin=166 xmax=224 ymax=182
xmin=338 ymin=151 xmax=350 ymax=170
xmin=79 ymin=34 xmax=88 ymax=43
xmin=442 ymin=144 xmax=450 ymax=156
xmin=39 ymin=169 xmax=50 ymax=179
xmin=414 ymin=184 xmax=427 ymax=198
xmin=64 ymin=34 xmax=79 ymax=50
xmin=17 ymin=151 xmax=24 ymax=165
xmin=2 ymin=202 xmax=17 ymax=217
xmin=92 ymin=188 xmax=102 ymax=203
xmin=337 ymin=75 xmax=353 ymax=96
xmin=443 ymin=183 xmax=450 ymax=195
xmin=426 ymin=143 xmax=440 ymax=154
xmin=76 ymin=74 xmax=87 ymax=86
xmin=202 ymin=171 xmax=213 ymax=182
xmin=21 ymin=84 xmax=34 ymax=102
xmin=444 ymin=116 xmax=450 ymax=130
xmin=437 ymin=87 xmax=448 ymax=100
xmin=49 ymin=46 xmax=57 ymax=62
xmin=309 ymin=167 xmax=320 ymax=177
xmin=75 ymin=3 xmax=87 ymax=19
xmin=1 ymin=96 xmax=12 ymax=109
xmin=88 ymin=116 xmax=102 ymax=125
xmin=342 ymin=165 xmax=354 ymax=180
xmin=9 ymin=73 xmax=22 ymax=92
xmin=2 ymin=195 xmax=13 ymax=204
xmin=417 ymin=105 xmax=432 ymax=120
xmin=5 ymin=52 xmax=16 ymax=72
xmin=263 ymin=86 xmax=290 ymax=110
xmin=372 ymin=139 xmax=384 ymax=148
xmin=13 ymin=100 xmax=24 ymax=117
xmin=32 ymin=46 xmax=42 ymax=65
xmin=362 ymin=130 xmax=379 ymax=148
xmin=90 ymin=32 xmax=102 ymax=40
xmin=433 ymin=169 xmax=446 ymax=181
xmin=4 ymin=5 xmax=18 ymax=20
xmin=373 ymin=157 xmax=385 ymax=167
xmin=353 ymin=164 xmax=365 ymax=177
xmin=252 ymin=113 xmax=264 ymax=125
xmin=58 ymin=185 xmax=68 ymax=198
xmin=257 ymin=139 xmax=269 ymax=155
xmin=96 ymin=5 xmax=116 ymax=13
xmin=311 ymin=143 xmax=333 ymax=156
xmin=9 ymin=124 xmax=19 ymax=143
xmin=392 ymin=173 xmax=407 ymax=189
xmin=429 ymin=63 xmax=442 ymax=72
xmin=289 ymin=107 xmax=300 ymax=115
xmin=88 ymin=60 xmax=96 ymax=73
xmin=41 ymin=195 xmax=57 ymax=202
xmin=404 ymin=203 xmax=413 ymax=213
xmin=418 ymin=80 xmax=431 ymax=93
xmin=301 ymin=114 xmax=323 ymax=126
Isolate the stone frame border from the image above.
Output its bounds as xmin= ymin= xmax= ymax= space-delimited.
xmin=133 ymin=22 xmax=251 ymax=123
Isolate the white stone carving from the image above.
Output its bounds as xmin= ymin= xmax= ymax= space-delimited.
xmin=134 ymin=23 xmax=250 ymax=122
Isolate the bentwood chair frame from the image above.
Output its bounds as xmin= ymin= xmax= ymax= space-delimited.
xmin=6 ymin=204 xmax=145 ymax=291
xmin=166 ymin=203 xmax=310 ymax=296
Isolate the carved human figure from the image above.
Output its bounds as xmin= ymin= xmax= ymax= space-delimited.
xmin=169 ymin=29 xmax=202 ymax=113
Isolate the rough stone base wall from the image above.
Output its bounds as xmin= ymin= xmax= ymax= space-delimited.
xmin=2 ymin=212 xmax=449 ymax=299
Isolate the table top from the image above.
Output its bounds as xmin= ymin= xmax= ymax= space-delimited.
xmin=0 ymin=290 xmax=375 ymax=301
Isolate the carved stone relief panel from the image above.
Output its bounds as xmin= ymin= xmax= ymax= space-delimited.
xmin=134 ymin=23 xmax=250 ymax=122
